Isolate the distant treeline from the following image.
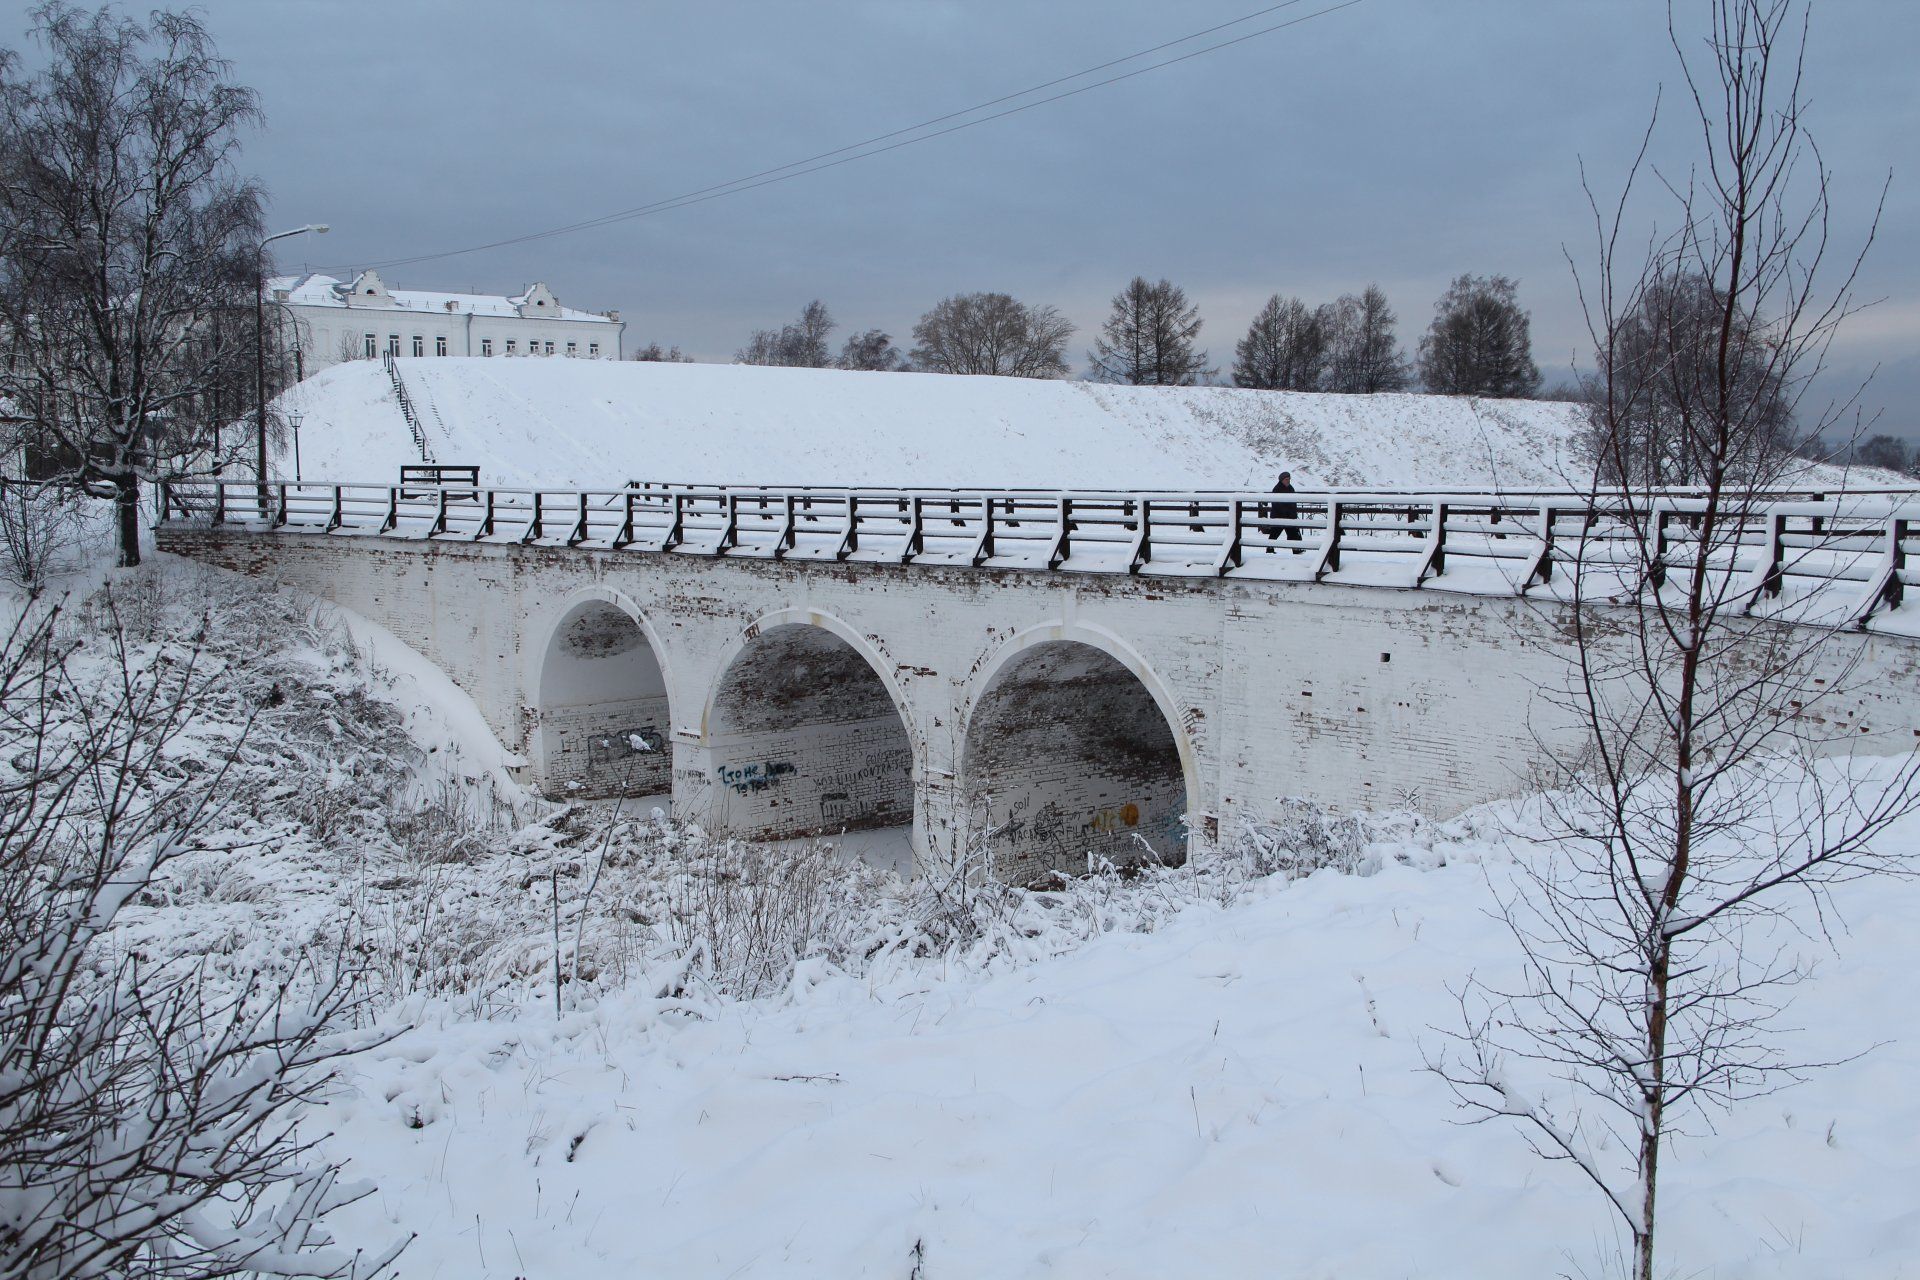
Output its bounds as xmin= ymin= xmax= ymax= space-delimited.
xmin=638 ymin=274 xmax=1547 ymax=400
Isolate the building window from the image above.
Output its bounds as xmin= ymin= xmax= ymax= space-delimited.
xmin=566 ymin=341 xmax=577 ymax=357
xmin=545 ymin=341 xmax=555 ymax=355
xmin=436 ymin=335 xmax=448 ymax=357
xmin=481 ymin=338 xmax=493 ymax=356
xmin=363 ymin=332 xmax=377 ymax=358
xmin=411 ymin=335 xmax=424 ymax=358
xmin=505 ymin=340 xmax=516 ymax=355
xmin=589 ymin=342 xmax=599 ymax=357
xmin=386 ymin=334 xmax=400 ymax=356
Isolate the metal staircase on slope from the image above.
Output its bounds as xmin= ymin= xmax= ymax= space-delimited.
xmin=382 ymin=352 xmax=434 ymax=463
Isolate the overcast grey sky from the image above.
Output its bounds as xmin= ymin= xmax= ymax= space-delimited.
xmin=12 ymin=1 xmax=1916 ymax=434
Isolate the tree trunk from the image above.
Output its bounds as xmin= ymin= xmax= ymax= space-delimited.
xmin=1637 ymin=943 xmax=1670 ymax=1280
xmin=114 ymin=475 xmax=142 ymax=568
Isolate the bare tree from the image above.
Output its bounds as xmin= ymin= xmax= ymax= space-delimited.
xmin=0 ymin=598 xmax=405 ymax=1277
xmin=1321 ymin=284 xmax=1410 ymax=393
xmin=1850 ymin=433 xmax=1912 ymax=474
xmin=909 ymin=292 xmax=1073 ymax=378
xmin=1088 ymin=276 xmax=1212 ymax=386
xmin=735 ymin=299 xmax=836 ymax=368
xmin=1590 ymin=270 xmax=1798 ymax=485
xmin=836 ymin=328 xmax=908 ymax=372
xmin=1430 ymin=6 xmax=1909 ymax=1279
xmin=1232 ymin=294 xmax=1329 ymax=391
xmin=0 ymin=4 xmax=270 ymax=567
xmin=1416 ymin=273 xmax=1541 ymax=398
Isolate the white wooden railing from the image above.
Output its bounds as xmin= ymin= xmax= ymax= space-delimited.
xmin=154 ymin=478 xmax=1920 ymax=630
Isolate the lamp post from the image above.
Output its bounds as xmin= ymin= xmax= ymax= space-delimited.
xmin=290 ymin=412 xmax=304 ymax=483
xmin=256 ymin=223 xmax=329 ymax=510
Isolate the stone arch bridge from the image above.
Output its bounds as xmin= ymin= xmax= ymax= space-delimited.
xmin=156 ymin=478 xmax=1920 ymax=880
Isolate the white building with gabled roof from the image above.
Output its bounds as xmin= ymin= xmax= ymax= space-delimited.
xmin=269 ymin=269 xmax=625 ymax=378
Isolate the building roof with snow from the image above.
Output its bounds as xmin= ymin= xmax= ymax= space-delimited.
xmin=267 ymin=270 xmax=619 ymax=325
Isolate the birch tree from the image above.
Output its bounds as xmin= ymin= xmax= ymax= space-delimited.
xmin=1430 ymin=5 xmax=1911 ymax=1278
xmin=0 ymin=4 xmax=270 ymax=567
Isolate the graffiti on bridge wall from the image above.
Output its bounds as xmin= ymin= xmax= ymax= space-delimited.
xmin=1084 ymin=803 xmax=1141 ymax=834
xmin=588 ymin=723 xmax=662 ymax=773
xmin=814 ymin=746 xmax=912 ymax=823
xmin=981 ymin=792 xmax=1184 ymax=859
xmin=716 ymin=759 xmax=797 ymax=795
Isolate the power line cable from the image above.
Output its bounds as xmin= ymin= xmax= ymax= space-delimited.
xmin=334 ymin=0 xmax=1362 ymax=274
xmin=401 ymin=0 xmax=1316 ymax=257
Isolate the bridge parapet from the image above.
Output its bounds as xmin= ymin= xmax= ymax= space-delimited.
xmin=158 ymin=478 xmax=1920 ymax=634
xmin=155 ymin=480 xmax=1920 ymax=881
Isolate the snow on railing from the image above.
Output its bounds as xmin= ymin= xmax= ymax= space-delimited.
xmin=154 ymin=478 xmax=1920 ymax=631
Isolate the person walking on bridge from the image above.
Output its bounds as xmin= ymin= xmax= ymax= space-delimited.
xmin=1265 ymin=470 xmax=1302 ymax=551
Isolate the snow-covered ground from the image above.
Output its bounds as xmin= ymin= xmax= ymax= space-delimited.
xmin=13 ymin=554 xmax=1919 ymax=1278
xmin=317 ymin=790 xmax=1920 ymax=1280
xmin=274 ymin=359 xmax=1599 ymax=491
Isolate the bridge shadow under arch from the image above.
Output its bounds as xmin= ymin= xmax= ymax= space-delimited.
xmin=534 ymin=593 xmax=673 ymax=800
xmin=962 ymin=630 xmax=1191 ymax=885
xmin=701 ymin=616 xmax=916 ymax=845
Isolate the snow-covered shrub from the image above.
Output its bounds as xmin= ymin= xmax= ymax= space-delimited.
xmin=0 ymin=480 xmax=86 ymax=591
xmin=1237 ymin=798 xmax=1378 ymax=878
xmin=0 ymin=599 xmax=403 ymax=1278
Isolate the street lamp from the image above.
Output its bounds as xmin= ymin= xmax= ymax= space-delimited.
xmin=290 ymin=412 xmax=304 ymax=483
xmin=256 ymin=223 xmax=329 ymax=509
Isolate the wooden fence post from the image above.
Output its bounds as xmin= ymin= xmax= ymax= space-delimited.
xmin=1044 ymin=495 xmax=1072 ymax=569
xmin=1743 ymin=508 xmax=1787 ymax=614
xmin=662 ymin=491 xmax=685 ymax=550
xmin=1855 ymin=512 xmax=1908 ymax=628
xmin=902 ymin=494 xmax=925 ymax=563
xmin=969 ymin=495 xmax=996 ymax=566
xmin=774 ymin=492 xmax=796 ymax=559
xmin=566 ymin=491 xmax=589 ymax=545
xmin=1312 ymin=500 xmax=1342 ymax=581
xmin=613 ymin=490 xmax=635 ymax=548
xmin=1648 ymin=504 xmax=1670 ymax=589
xmin=1415 ymin=501 xmax=1448 ymax=584
xmin=833 ymin=493 xmax=858 ymax=560
xmin=1519 ymin=505 xmax=1557 ymax=593
xmin=1214 ymin=498 xmax=1243 ymax=575
xmin=1129 ymin=498 xmax=1153 ymax=573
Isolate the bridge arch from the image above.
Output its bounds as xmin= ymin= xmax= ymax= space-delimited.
xmin=529 ymin=586 xmax=675 ymax=800
xmin=698 ymin=608 xmax=918 ymax=845
xmin=959 ymin=622 xmax=1196 ymax=885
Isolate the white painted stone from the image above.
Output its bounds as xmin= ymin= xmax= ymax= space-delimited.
xmin=160 ymin=528 xmax=1920 ymax=881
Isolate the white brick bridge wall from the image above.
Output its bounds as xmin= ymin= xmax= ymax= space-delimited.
xmin=159 ymin=528 xmax=1920 ymax=880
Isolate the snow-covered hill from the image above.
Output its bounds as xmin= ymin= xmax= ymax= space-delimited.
xmin=273 ymin=359 xmax=1599 ymax=491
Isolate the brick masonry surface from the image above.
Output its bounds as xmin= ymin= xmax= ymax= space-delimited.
xmin=160 ymin=527 xmax=1920 ymax=881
